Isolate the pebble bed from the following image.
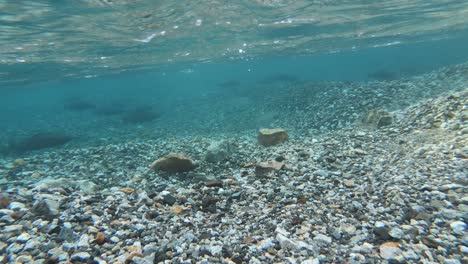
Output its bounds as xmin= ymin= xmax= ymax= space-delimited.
xmin=0 ymin=77 xmax=467 ymax=262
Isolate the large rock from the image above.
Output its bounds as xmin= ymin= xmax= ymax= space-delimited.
xmin=257 ymin=128 xmax=288 ymax=146
xmin=205 ymin=140 xmax=234 ymax=163
xmin=360 ymin=109 xmax=393 ymax=128
xmin=151 ymin=153 xmax=195 ymax=173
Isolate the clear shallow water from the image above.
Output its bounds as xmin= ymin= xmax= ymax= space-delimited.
xmin=1 ymin=1 xmax=468 ymax=156
xmin=1 ymin=0 xmax=468 ymax=84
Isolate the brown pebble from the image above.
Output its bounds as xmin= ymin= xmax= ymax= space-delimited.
xmin=11 ymin=211 xmax=26 ymax=220
xmin=120 ymin=187 xmax=135 ymax=194
xmin=243 ymin=236 xmax=257 ymax=244
xmin=0 ymin=194 xmax=10 ymax=209
xmin=205 ymin=179 xmax=223 ymax=188
xmin=95 ymin=232 xmax=106 ymax=245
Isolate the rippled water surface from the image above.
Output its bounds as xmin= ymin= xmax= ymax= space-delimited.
xmin=1 ymin=0 xmax=468 ymax=84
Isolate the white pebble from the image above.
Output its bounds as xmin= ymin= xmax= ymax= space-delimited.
xmin=8 ymin=202 xmax=26 ymax=210
xmin=450 ymin=221 xmax=466 ymax=232
xmin=110 ymin=236 xmax=120 ymax=243
xmin=16 ymin=233 xmax=31 ymax=243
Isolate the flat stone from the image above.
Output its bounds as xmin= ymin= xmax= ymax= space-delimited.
xmin=150 ymin=153 xmax=195 ymax=173
xmin=4 ymin=224 xmax=23 ymax=233
xmin=257 ymin=128 xmax=288 ymax=147
xmin=313 ymin=234 xmax=332 ymax=244
xmin=440 ymin=184 xmax=463 ymax=192
xmin=205 ymin=179 xmax=223 ymax=188
xmin=255 ymin=160 xmax=284 ymax=176
xmin=379 ymin=242 xmax=403 ymax=261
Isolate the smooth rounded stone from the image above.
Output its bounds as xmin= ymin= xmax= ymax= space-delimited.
xmin=313 ymin=234 xmax=332 ymax=245
xmin=150 ymin=153 xmax=195 ymax=173
xmin=77 ymin=234 xmax=90 ymax=249
xmin=70 ymin=252 xmax=91 ymax=261
xmin=257 ymin=128 xmax=288 ymax=147
xmin=389 ymin=228 xmax=404 ymax=239
xmin=109 ymin=236 xmax=120 ymax=243
xmin=450 ymin=221 xmax=466 ymax=232
xmin=459 ymin=245 xmax=468 ymax=254
xmin=77 ymin=180 xmax=98 ymax=194
xmin=23 ymin=239 xmax=40 ymax=251
xmin=379 ymin=242 xmax=403 ymax=261
xmin=16 ymin=233 xmax=31 ymax=243
xmin=205 ymin=140 xmax=234 ymax=163
xmin=8 ymin=202 xmax=26 ymax=211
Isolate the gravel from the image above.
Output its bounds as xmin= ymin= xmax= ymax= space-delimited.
xmin=0 ymin=64 xmax=467 ymax=263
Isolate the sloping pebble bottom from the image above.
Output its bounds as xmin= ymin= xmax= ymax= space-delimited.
xmin=0 ymin=89 xmax=466 ymax=263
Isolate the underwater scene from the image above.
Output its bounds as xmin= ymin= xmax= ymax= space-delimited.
xmin=0 ymin=1 xmax=467 ymax=263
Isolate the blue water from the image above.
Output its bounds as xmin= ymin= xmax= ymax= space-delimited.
xmin=1 ymin=1 xmax=468 ymax=156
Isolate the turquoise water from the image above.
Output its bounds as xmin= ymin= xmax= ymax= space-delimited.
xmin=1 ymin=1 xmax=468 ymax=154
xmin=1 ymin=2 xmax=468 ymax=264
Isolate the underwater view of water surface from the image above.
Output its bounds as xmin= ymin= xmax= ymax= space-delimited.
xmin=1 ymin=1 xmax=467 ymax=263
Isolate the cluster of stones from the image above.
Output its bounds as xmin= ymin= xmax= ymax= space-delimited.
xmin=0 ymin=89 xmax=466 ymax=263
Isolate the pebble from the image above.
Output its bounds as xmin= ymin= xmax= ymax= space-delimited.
xmin=379 ymin=242 xmax=403 ymax=261
xmin=449 ymin=221 xmax=466 ymax=232
xmin=313 ymin=234 xmax=332 ymax=244
xmin=110 ymin=236 xmax=120 ymax=243
xmin=0 ymin=85 xmax=466 ymax=263
xmin=16 ymin=233 xmax=31 ymax=243
xmin=8 ymin=202 xmax=26 ymax=211
xmin=70 ymin=252 xmax=91 ymax=261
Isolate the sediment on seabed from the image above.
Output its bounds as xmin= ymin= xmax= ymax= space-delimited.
xmin=0 ymin=73 xmax=467 ymax=262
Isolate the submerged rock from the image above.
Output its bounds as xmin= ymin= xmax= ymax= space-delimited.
xmin=64 ymin=98 xmax=96 ymax=111
xmin=255 ymin=160 xmax=284 ymax=176
xmin=205 ymin=140 xmax=234 ymax=163
xmin=360 ymin=109 xmax=393 ymax=128
xmin=94 ymin=102 xmax=127 ymax=116
xmin=122 ymin=106 xmax=160 ymax=124
xmin=8 ymin=132 xmax=72 ymax=153
xmin=257 ymin=128 xmax=288 ymax=146
xmin=151 ymin=153 xmax=195 ymax=173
